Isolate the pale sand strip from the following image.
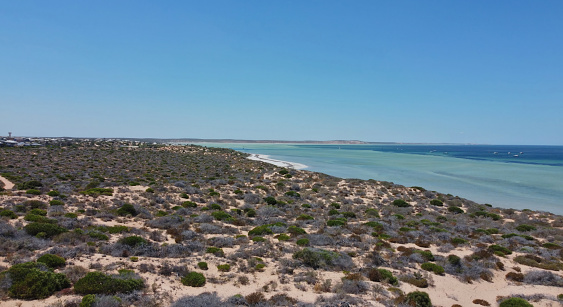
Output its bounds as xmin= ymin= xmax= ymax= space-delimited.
xmin=0 ymin=175 xmax=14 ymax=190
xmin=247 ymin=154 xmax=308 ymax=170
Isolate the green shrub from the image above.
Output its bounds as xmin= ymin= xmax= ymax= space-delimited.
xmin=197 ymin=262 xmax=208 ymax=270
xmin=80 ymin=294 xmax=96 ymax=307
xmin=392 ymin=199 xmax=410 ymax=207
xmin=421 ymin=262 xmax=444 ymax=275
xmin=488 ymin=244 xmax=512 ymax=255
xmin=182 ymin=201 xmax=197 ymax=208
xmin=88 ymin=231 xmax=109 ymax=240
xmin=181 ymin=272 xmax=206 ymax=287
xmin=49 ymin=200 xmax=64 ymax=206
xmin=516 ymin=224 xmax=536 ymax=232
xmin=145 ymin=188 xmax=154 ymax=193
xmin=365 ymin=208 xmax=380 ymax=218
xmin=277 ymin=234 xmax=290 ymax=241
xmin=211 ymin=211 xmax=232 ymax=221
xmin=498 ymin=297 xmax=533 ymax=307
xmin=264 ymin=196 xmax=277 ymax=205
xmin=26 ymin=189 xmax=41 ymax=195
xmin=327 ymin=218 xmax=346 ymax=227
xmin=285 ymin=191 xmax=300 ymax=198
xmin=80 ymin=188 xmax=113 ymax=197
xmin=288 ymin=225 xmax=307 ymax=235
xmin=448 ymin=206 xmax=464 ymax=214
xmin=217 ymin=264 xmax=231 ymax=272
xmin=117 ymin=204 xmax=137 ymax=216
xmin=342 ymin=211 xmax=356 ymax=218
xmin=377 ymin=268 xmax=399 ymax=285
xmin=4 ymin=262 xmax=70 ymax=299
xmin=328 ymin=209 xmax=339 ymax=215
xmin=206 ymin=247 xmax=225 ymax=256
xmin=451 ymin=237 xmax=468 ymax=245
xmin=248 ymin=225 xmax=273 ymax=236
xmin=405 ymin=291 xmax=432 ymax=307
xmin=296 ymin=238 xmax=309 ymax=246
xmin=301 ymin=204 xmax=311 ymax=208
xmin=210 ymin=203 xmax=222 ymax=210
xmin=415 ymin=250 xmax=435 ymax=261
xmin=251 ymin=236 xmax=266 ymax=242
xmin=119 ymin=236 xmax=147 ymax=247
xmin=24 ymin=213 xmax=57 ymax=223
xmin=24 ymin=200 xmax=47 ymax=209
xmin=47 ymin=190 xmax=60 ymax=197
xmin=0 ymin=209 xmax=17 ymax=219
xmin=20 ymin=180 xmax=43 ymax=190
xmin=37 ymin=254 xmax=66 ymax=268
xmin=297 ymin=214 xmax=314 ymax=220
xmin=430 ymin=199 xmax=443 ymax=206
xmin=24 ymin=222 xmax=67 ymax=238
xmin=292 ymin=248 xmax=343 ymax=269
xmin=246 ymin=208 xmax=257 ymax=217
xmin=447 ymin=255 xmax=461 ymax=266
xmin=74 ymin=271 xmax=144 ymax=294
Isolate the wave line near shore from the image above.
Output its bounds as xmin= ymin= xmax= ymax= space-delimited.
xmin=247 ymin=154 xmax=308 ymax=170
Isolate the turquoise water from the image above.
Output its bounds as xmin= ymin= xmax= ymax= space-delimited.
xmin=193 ymin=143 xmax=563 ymax=215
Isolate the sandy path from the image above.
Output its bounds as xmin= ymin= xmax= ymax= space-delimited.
xmin=0 ymin=175 xmax=14 ymax=189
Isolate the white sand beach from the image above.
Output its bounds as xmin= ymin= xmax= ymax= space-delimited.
xmin=247 ymin=154 xmax=308 ymax=170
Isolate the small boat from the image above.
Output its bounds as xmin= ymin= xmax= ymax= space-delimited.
xmin=493 ymin=152 xmax=498 ymax=154
xmin=514 ymin=155 xmax=519 ymax=157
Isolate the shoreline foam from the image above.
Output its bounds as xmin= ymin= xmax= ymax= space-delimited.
xmin=247 ymin=154 xmax=308 ymax=170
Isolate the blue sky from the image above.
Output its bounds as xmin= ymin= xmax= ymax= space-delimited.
xmin=1 ymin=1 xmax=562 ymax=145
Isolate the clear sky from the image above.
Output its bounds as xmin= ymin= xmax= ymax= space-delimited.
xmin=1 ymin=1 xmax=562 ymax=145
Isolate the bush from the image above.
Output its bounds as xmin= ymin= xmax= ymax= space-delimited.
xmin=197 ymin=262 xmax=208 ymax=270
xmin=277 ymin=234 xmax=290 ymax=241
xmin=4 ymin=262 xmax=70 ymax=299
xmin=515 ymin=224 xmax=536 ymax=232
xmin=421 ymin=262 xmax=444 ymax=275
xmin=182 ymin=201 xmax=197 ymax=208
xmin=74 ymin=271 xmax=144 ymax=294
xmin=37 ymin=254 xmax=66 ymax=268
xmin=24 ymin=222 xmax=67 ymax=238
xmin=327 ymin=218 xmax=346 ymax=227
xmin=117 ymin=204 xmax=137 ymax=216
xmin=405 ymin=291 xmax=432 ymax=307
xmin=248 ymin=225 xmax=273 ymax=236
xmin=211 ymin=211 xmax=232 ymax=221
xmin=296 ymin=238 xmax=310 ymax=246
xmin=264 ymin=196 xmax=277 ymax=205
xmin=505 ymin=272 xmax=524 ymax=282
xmin=217 ymin=264 xmax=231 ymax=272
xmin=448 ymin=206 xmax=464 ymax=214
xmin=392 ymin=199 xmax=410 ymax=207
xmin=80 ymin=294 xmax=95 ymax=307
xmin=80 ymin=188 xmax=113 ymax=197
xmin=293 ymin=248 xmax=351 ymax=270
xmin=26 ymin=189 xmax=41 ymax=195
xmin=0 ymin=209 xmax=17 ymax=219
xmin=47 ymin=190 xmax=60 ymax=197
xmin=49 ymin=200 xmax=64 ymax=206
xmin=367 ymin=268 xmax=399 ymax=285
xmin=288 ymin=225 xmax=307 ymax=235
xmin=206 ymin=247 xmax=225 ymax=257
xmin=430 ymin=199 xmax=443 ymax=206
xmin=297 ymin=214 xmax=314 ymax=220
xmin=119 ymin=236 xmax=148 ymax=247
xmin=488 ymin=244 xmax=512 ymax=255
xmin=181 ymin=272 xmax=206 ymax=287
xmin=498 ymin=297 xmax=533 ymax=307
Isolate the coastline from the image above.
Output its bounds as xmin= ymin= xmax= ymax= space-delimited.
xmin=247 ymin=154 xmax=308 ymax=170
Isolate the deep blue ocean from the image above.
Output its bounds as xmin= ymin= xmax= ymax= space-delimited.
xmin=195 ymin=143 xmax=563 ymax=215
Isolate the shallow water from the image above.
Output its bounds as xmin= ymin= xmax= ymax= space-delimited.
xmin=192 ymin=143 xmax=563 ymax=215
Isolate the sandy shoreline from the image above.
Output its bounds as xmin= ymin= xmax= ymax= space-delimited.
xmin=247 ymin=154 xmax=308 ymax=170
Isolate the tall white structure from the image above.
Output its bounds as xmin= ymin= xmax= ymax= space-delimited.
xmin=8 ymin=132 xmax=12 ymax=139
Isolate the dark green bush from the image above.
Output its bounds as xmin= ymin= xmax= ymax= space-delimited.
xmin=26 ymin=189 xmax=41 ymax=195
xmin=37 ymin=254 xmax=66 ymax=268
xmin=421 ymin=262 xmax=444 ymax=275
xmin=292 ymin=248 xmax=349 ymax=270
xmin=211 ymin=211 xmax=232 ymax=221
xmin=448 ymin=206 xmax=464 ymax=214
xmin=264 ymin=196 xmax=277 ymax=205
xmin=405 ymin=291 xmax=432 ymax=307
xmin=328 ymin=209 xmax=339 ymax=215
xmin=197 ymin=262 xmax=208 ymax=270
xmin=342 ymin=211 xmax=356 ymax=218
xmin=4 ymin=262 xmax=70 ymax=299
xmin=47 ymin=190 xmax=60 ymax=197
xmin=288 ymin=225 xmax=307 ymax=235
xmin=24 ymin=222 xmax=67 ymax=238
xmin=488 ymin=244 xmax=512 ymax=255
xmin=80 ymin=294 xmax=95 ymax=307
xmin=430 ymin=199 xmax=443 ymax=206
xmin=284 ymin=191 xmax=300 ymax=198
xmin=24 ymin=213 xmax=57 ymax=224
xmin=392 ymin=199 xmax=410 ymax=207
xmin=515 ymin=224 xmax=536 ymax=232
xmin=119 ymin=236 xmax=148 ymax=247
xmin=297 ymin=214 xmax=314 ymax=220
xmin=499 ymin=297 xmax=533 ymax=307
xmin=365 ymin=208 xmax=380 ymax=217
xmin=181 ymin=272 xmax=206 ymax=287
xmin=248 ymin=225 xmax=273 ymax=236
xmin=117 ymin=204 xmax=137 ymax=216
xmin=49 ymin=200 xmax=64 ymax=206
xmin=0 ymin=209 xmax=17 ymax=219
xmin=327 ymin=218 xmax=346 ymax=227
xmin=182 ymin=201 xmax=197 ymax=208
xmin=80 ymin=188 xmax=113 ymax=197
xmin=296 ymin=238 xmax=309 ymax=246
xmin=206 ymin=247 xmax=225 ymax=256
xmin=217 ymin=264 xmax=231 ymax=272
xmin=74 ymin=271 xmax=144 ymax=295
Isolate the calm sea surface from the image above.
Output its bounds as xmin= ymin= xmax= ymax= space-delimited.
xmin=193 ymin=143 xmax=563 ymax=215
